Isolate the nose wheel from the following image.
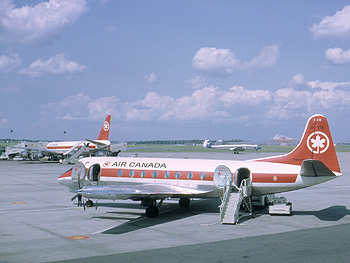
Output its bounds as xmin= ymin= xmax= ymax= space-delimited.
xmin=85 ymin=200 xmax=94 ymax=207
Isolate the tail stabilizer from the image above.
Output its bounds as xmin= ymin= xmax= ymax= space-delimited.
xmin=97 ymin=115 xmax=111 ymax=140
xmin=257 ymin=114 xmax=341 ymax=173
xmin=203 ymin=140 xmax=212 ymax=148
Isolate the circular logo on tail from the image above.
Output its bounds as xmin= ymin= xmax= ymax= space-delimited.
xmin=103 ymin=121 xmax=110 ymax=131
xmin=307 ymin=131 xmax=329 ymax=154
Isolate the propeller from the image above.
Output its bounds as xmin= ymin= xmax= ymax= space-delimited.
xmin=70 ymin=162 xmax=86 ymax=207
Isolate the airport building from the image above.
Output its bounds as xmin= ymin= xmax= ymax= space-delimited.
xmin=268 ymin=134 xmax=298 ymax=146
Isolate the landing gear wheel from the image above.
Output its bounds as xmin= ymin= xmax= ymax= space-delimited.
xmin=86 ymin=200 xmax=94 ymax=207
xmin=145 ymin=206 xmax=159 ymax=218
xmin=179 ymin=198 xmax=190 ymax=208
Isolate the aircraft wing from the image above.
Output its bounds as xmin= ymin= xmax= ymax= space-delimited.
xmin=13 ymin=146 xmax=65 ymax=155
xmin=77 ymin=184 xmax=210 ymax=200
xmin=85 ymin=139 xmax=110 ymax=148
xmin=212 ymin=144 xmax=260 ymax=151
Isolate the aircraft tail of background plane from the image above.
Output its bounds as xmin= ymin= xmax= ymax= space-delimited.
xmin=96 ymin=115 xmax=111 ymax=140
xmin=257 ymin=114 xmax=341 ymax=173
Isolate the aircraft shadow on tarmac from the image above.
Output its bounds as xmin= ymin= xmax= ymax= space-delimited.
xmin=91 ymin=199 xmax=222 ymax=235
xmin=85 ymin=202 xmax=349 ymax=235
xmin=292 ymin=206 xmax=350 ymax=222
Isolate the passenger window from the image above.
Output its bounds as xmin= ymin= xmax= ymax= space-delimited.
xmin=187 ymin=172 xmax=193 ymax=180
xmin=152 ymin=171 xmax=158 ymax=179
xmin=117 ymin=169 xmax=123 ymax=177
xmin=129 ymin=170 xmax=135 ymax=178
xmin=164 ymin=171 xmax=170 ymax=179
xmin=175 ymin=171 xmax=181 ymax=179
xmin=200 ymin=172 xmax=206 ymax=180
xmin=140 ymin=170 xmax=146 ymax=178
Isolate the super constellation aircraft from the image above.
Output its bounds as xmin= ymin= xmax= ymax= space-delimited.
xmin=58 ymin=114 xmax=341 ymax=219
xmin=202 ymin=140 xmax=261 ymax=153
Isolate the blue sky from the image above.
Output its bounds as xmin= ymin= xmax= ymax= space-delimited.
xmin=1 ymin=0 xmax=350 ymax=142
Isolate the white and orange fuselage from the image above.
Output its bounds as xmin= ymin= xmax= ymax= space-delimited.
xmin=47 ymin=140 xmax=110 ymax=154
xmin=58 ymin=155 xmax=339 ymax=198
xmin=58 ymin=114 xmax=342 ymax=202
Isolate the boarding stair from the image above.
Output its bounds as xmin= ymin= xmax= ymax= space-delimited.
xmin=62 ymin=145 xmax=89 ymax=165
xmin=220 ymin=178 xmax=253 ymax=224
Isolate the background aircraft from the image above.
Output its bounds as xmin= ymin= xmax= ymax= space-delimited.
xmin=15 ymin=115 xmax=112 ymax=163
xmin=203 ymin=140 xmax=261 ymax=153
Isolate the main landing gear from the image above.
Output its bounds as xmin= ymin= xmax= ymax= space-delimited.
xmin=144 ymin=199 xmax=164 ymax=218
xmin=143 ymin=198 xmax=191 ymax=218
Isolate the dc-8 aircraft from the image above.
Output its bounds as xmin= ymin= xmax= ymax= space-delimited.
xmin=58 ymin=114 xmax=341 ymax=219
xmin=15 ymin=115 xmax=111 ymax=161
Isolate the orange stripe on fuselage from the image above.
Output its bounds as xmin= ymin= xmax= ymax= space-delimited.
xmin=47 ymin=145 xmax=97 ymax=150
xmin=58 ymin=168 xmax=72 ymax=179
xmin=100 ymin=168 xmax=297 ymax=184
xmin=101 ymin=168 xmax=213 ymax=181
xmin=252 ymin=173 xmax=297 ymax=183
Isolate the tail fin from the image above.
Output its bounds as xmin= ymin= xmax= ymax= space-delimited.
xmin=203 ymin=140 xmax=211 ymax=148
xmin=96 ymin=115 xmax=111 ymax=140
xmin=257 ymin=114 xmax=341 ymax=173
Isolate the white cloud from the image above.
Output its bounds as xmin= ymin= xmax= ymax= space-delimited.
xmin=243 ymin=44 xmax=280 ymax=70
xmin=288 ymin=73 xmax=306 ymax=87
xmin=43 ymin=92 xmax=93 ymax=121
xmin=0 ymin=52 xmax=21 ymax=72
xmin=42 ymin=77 xmax=350 ymax=127
xmin=19 ymin=54 xmax=87 ymax=77
xmin=310 ymin=5 xmax=350 ymax=39
xmin=325 ymin=47 xmax=350 ymax=65
xmin=192 ymin=44 xmax=279 ymax=76
xmin=192 ymin=47 xmax=240 ymax=76
xmin=186 ymin=76 xmax=209 ymax=90
xmin=308 ymin=79 xmax=350 ymax=91
xmin=144 ymin=72 xmax=158 ymax=83
xmin=0 ymin=0 xmax=87 ymax=43
xmin=220 ymin=86 xmax=273 ymax=106
xmin=87 ymin=96 xmax=122 ymax=121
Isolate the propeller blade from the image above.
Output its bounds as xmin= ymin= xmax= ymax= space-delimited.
xmin=71 ymin=194 xmax=78 ymax=201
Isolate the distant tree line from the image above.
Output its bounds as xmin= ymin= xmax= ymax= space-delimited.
xmin=129 ymin=140 xmax=204 ymax=145
xmin=128 ymin=139 xmax=246 ymax=145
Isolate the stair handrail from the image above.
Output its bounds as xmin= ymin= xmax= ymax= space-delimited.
xmin=219 ymin=176 xmax=233 ymax=222
xmin=240 ymin=178 xmax=252 ymax=197
xmin=62 ymin=146 xmax=86 ymax=164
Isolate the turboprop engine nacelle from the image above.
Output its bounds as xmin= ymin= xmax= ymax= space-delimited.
xmin=34 ymin=152 xmax=44 ymax=159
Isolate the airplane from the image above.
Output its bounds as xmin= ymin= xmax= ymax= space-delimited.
xmin=58 ymin=114 xmax=341 ymax=219
xmin=16 ymin=115 xmax=112 ymax=162
xmin=203 ymin=140 xmax=261 ymax=153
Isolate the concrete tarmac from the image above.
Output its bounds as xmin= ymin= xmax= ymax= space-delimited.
xmin=1 ymin=152 xmax=349 ymax=263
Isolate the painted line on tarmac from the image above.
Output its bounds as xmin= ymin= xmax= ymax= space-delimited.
xmin=0 ymin=207 xmax=76 ymax=214
xmin=67 ymin=236 xmax=90 ymax=240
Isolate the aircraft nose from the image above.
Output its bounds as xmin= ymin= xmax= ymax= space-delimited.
xmin=57 ymin=168 xmax=73 ymax=187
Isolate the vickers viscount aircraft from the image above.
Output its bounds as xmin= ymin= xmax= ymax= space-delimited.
xmin=58 ymin=114 xmax=342 ymax=219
